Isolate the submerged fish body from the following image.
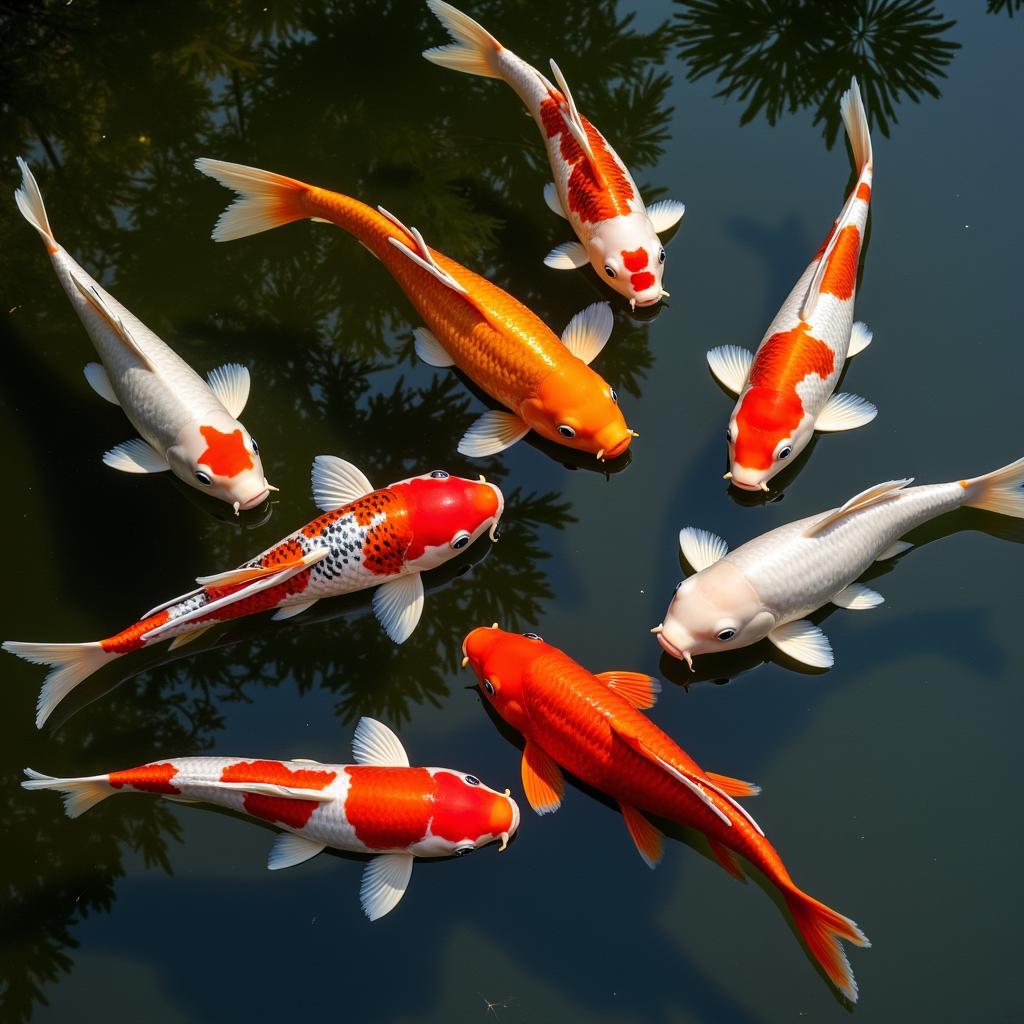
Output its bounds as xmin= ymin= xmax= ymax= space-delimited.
xmin=23 ymin=717 xmax=520 ymax=921
xmin=423 ymin=0 xmax=684 ymax=308
xmin=708 ymin=79 xmax=877 ymax=492
xmin=4 ymin=460 xmax=503 ymax=726
xmin=655 ymin=457 xmax=1024 ymax=669
xmin=462 ymin=627 xmax=868 ymax=1001
xmin=13 ymin=159 xmax=271 ymax=512
xmin=193 ymin=159 xmax=634 ymax=462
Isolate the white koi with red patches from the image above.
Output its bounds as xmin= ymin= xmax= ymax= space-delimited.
xmin=13 ymin=159 xmax=271 ymax=512
xmin=423 ymin=1 xmax=684 ymax=308
xmin=708 ymin=79 xmax=878 ymax=492
xmin=22 ymin=718 xmax=521 ymax=921
xmin=4 ymin=461 xmax=504 ymax=727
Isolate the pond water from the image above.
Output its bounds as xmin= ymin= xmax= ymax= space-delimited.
xmin=2 ymin=1 xmax=1021 ymax=1021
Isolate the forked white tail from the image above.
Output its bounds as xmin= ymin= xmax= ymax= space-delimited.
xmin=22 ymin=768 xmax=115 ymax=817
xmin=14 ymin=157 xmax=57 ymax=249
xmin=840 ymin=77 xmax=873 ymax=172
xmin=960 ymin=457 xmax=1024 ymax=517
xmin=422 ymin=0 xmax=503 ymax=79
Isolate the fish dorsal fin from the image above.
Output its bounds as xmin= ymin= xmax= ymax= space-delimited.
xmin=595 ymin=671 xmax=660 ymax=710
xmin=196 ymin=554 xmax=318 ymax=589
xmin=380 ymin=207 xmax=468 ymax=299
xmin=311 ymin=455 xmax=374 ymax=512
xmin=549 ymin=60 xmax=607 ymax=190
xmin=206 ymin=363 xmax=251 ymax=418
xmin=805 ymin=479 xmax=913 ymax=537
xmin=351 ymin=716 xmax=409 ymax=767
xmin=561 ymin=302 xmax=613 ymax=365
xmin=69 ymin=273 xmax=154 ymax=370
xmin=679 ymin=527 xmax=729 ymax=573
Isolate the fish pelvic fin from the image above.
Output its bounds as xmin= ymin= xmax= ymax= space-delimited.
xmin=959 ymin=456 xmax=1024 ymax=518
xmin=422 ymin=0 xmax=503 ymax=79
xmin=22 ymin=768 xmax=115 ymax=818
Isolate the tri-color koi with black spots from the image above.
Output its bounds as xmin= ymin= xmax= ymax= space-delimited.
xmin=707 ymin=79 xmax=878 ymax=493
xmin=423 ymin=1 xmax=685 ymax=309
xmin=22 ymin=717 xmax=520 ymax=921
xmin=13 ymin=159 xmax=272 ymax=513
xmin=4 ymin=459 xmax=503 ymax=727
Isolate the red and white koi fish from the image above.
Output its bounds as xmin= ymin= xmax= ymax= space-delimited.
xmin=4 ymin=459 xmax=503 ymax=727
xmin=463 ymin=627 xmax=869 ymax=1001
xmin=23 ymin=716 xmax=520 ymax=920
xmin=707 ymin=79 xmax=877 ymax=492
xmin=14 ymin=159 xmax=272 ymax=513
xmin=423 ymin=1 xmax=684 ymax=309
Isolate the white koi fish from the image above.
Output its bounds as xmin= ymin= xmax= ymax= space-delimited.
xmin=707 ymin=78 xmax=877 ymax=492
xmin=14 ymin=158 xmax=272 ymax=512
xmin=653 ymin=457 xmax=1024 ymax=669
xmin=23 ymin=717 xmax=520 ymax=921
xmin=423 ymin=0 xmax=684 ymax=309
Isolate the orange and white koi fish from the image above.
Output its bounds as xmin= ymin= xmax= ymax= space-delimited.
xmin=707 ymin=79 xmax=877 ymax=492
xmin=463 ymin=626 xmax=869 ymax=1001
xmin=423 ymin=1 xmax=684 ymax=309
xmin=14 ymin=159 xmax=272 ymax=513
xmin=4 ymin=459 xmax=502 ymax=727
xmin=23 ymin=717 xmax=520 ymax=920
xmin=194 ymin=159 xmax=634 ymax=462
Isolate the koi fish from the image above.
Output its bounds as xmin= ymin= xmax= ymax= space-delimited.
xmin=194 ymin=160 xmax=634 ymax=462
xmin=13 ymin=159 xmax=272 ymax=513
xmin=4 ymin=459 xmax=503 ymax=727
xmin=654 ymin=456 xmax=1024 ymax=669
xmin=22 ymin=716 xmax=520 ymax=920
xmin=462 ymin=626 xmax=869 ymax=1001
xmin=423 ymin=1 xmax=684 ymax=309
xmin=707 ymin=79 xmax=877 ymax=492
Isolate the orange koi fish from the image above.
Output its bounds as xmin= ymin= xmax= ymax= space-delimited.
xmin=195 ymin=159 xmax=635 ymax=462
xmin=463 ymin=626 xmax=870 ymax=1001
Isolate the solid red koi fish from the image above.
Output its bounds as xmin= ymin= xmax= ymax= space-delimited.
xmin=462 ymin=626 xmax=870 ymax=1002
xmin=23 ymin=717 xmax=520 ymax=920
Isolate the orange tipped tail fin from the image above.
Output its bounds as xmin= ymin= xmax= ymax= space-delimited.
xmin=195 ymin=159 xmax=311 ymax=242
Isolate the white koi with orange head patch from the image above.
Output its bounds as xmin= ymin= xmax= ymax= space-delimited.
xmin=423 ymin=1 xmax=684 ymax=308
xmin=13 ymin=158 xmax=272 ymax=513
xmin=708 ymin=79 xmax=877 ymax=492
xmin=22 ymin=717 xmax=520 ymax=921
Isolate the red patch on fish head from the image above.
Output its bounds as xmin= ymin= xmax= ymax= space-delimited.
xmin=198 ymin=425 xmax=253 ymax=478
xmin=429 ymin=770 xmax=516 ymax=848
xmin=462 ymin=626 xmax=542 ymax=731
xmin=733 ymin=387 xmax=802 ymax=470
xmin=630 ymin=271 xmax=655 ymax=292
xmin=621 ymin=247 xmax=648 ymax=272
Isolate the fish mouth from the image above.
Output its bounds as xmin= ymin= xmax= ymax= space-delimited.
xmin=238 ymin=486 xmax=271 ymax=511
xmin=652 ymin=627 xmax=693 ymax=668
xmin=600 ymin=434 xmax=632 ymax=460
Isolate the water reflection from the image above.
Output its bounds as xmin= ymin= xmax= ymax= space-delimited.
xmin=673 ymin=0 xmax=960 ymax=146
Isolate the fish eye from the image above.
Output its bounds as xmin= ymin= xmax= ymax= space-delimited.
xmin=482 ymin=678 xmax=495 ymax=695
xmin=604 ymin=265 xmax=616 ymax=279
xmin=450 ymin=530 xmax=471 ymax=550
xmin=609 ymin=388 xmax=618 ymax=404
xmin=453 ymin=843 xmax=475 ymax=857
xmin=522 ymin=632 xmax=543 ymax=641
xmin=250 ymin=438 xmax=259 ymax=455
xmin=726 ymin=429 xmax=733 ymax=443
xmin=777 ymin=446 xmax=792 ymax=461
xmin=557 ymin=424 xmax=576 ymax=438
xmin=195 ymin=471 xmax=212 ymax=485
xmin=716 ymin=627 xmax=737 ymax=642
xmin=430 ymin=470 xmax=449 ymax=479
xmin=464 ymin=775 xmax=481 ymax=786
xmin=658 ymin=248 xmax=666 ymax=264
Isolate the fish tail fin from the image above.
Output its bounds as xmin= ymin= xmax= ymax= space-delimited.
xmin=960 ymin=457 xmax=1024 ymax=518
xmin=194 ymin=158 xmax=312 ymax=242
xmin=784 ymin=886 xmax=870 ymax=1003
xmin=840 ymin=77 xmax=873 ymax=173
xmin=22 ymin=768 xmax=115 ymax=818
xmin=2 ymin=640 xmax=117 ymax=729
xmin=422 ymin=0 xmax=503 ymax=79
xmin=14 ymin=157 xmax=58 ymax=251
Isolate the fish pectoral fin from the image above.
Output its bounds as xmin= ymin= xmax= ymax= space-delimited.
xmin=549 ymin=59 xmax=607 ymax=191
xmin=521 ymin=741 xmax=564 ymax=815
xmin=360 ymin=852 xmax=414 ymax=922
xmin=876 ymin=540 xmax=912 ymax=561
xmin=768 ymin=619 xmax=834 ymax=668
xmin=311 ymin=454 xmax=374 ymax=511
xmin=815 ymin=393 xmax=877 ymax=432
xmin=267 ymin=833 xmax=326 ymax=871
xmin=620 ymin=803 xmax=663 ymax=869
xmin=102 ymin=438 xmax=170 ymax=474
xmin=704 ymin=771 xmax=761 ymax=798
xmin=543 ymin=182 xmax=567 ymax=219
xmin=708 ymin=837 xmax=746 ymax=882
xmin=544 ymin=240 xmax=589 ymax=270
xmin=83 ymin=362 xmax=119 ymax=405
xmin=647 ymin=199 xmax=686 ymax=235
xmin=706 ymin=345 xmax=752 ymax=396
xmin=372 ymin=572 xmax=425 ymax=645
xmin=167 ymin=623 xmax=216 ymax=651
xmin=206 ymin=363 xmax=251 ymax=418
xmin=413 ymin=326 xmax=455 ymax=368
xmin=561 ymin=302 xmax=613 ymax=364
xmin=832 ymin=583 xmax=884 ymax=610
xmin=595 ymin=671 xmax=661 ymax=710
xmin=457 ymin=410 xmax=530 ymax=458
xmin=351 ymin=716 xmax=410 ymax=768
xmin=678 ymin=527 xmax=729 ymax=573
xmin=271 ymin=599 xmax=318 ymax=621
xmin=69 ymin=272 xmax=154 ymax=370
xmin=847 ymin=320 xmax=873 ymax=357
xmin=805 ymin=478 xmax=913 ymax=537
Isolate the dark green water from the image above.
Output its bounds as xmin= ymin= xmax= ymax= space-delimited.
xmin=2 ymin=1 xmax=1021 ymax=1020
